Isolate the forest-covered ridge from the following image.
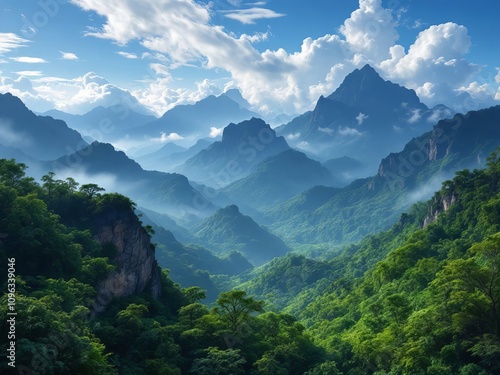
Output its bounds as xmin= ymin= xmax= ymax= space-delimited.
xmin=2 ymin=151 xmax=500 ymax=374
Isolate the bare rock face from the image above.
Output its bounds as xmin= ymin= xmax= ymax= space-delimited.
xmin=423 ymin=193 xmax=457 ymax=227
xmin=91 ymin=208 xmax=161 ymax=315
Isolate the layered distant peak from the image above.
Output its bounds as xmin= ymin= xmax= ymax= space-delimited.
xmin=0 ymin=92 xmax=87 ymax=160
xmin=0 ymin=92 xmax=29 ymax=112
xmin=52 ymin=141 xmax=144 ymax=177
xmin=221 ymin=89 xmax=252 ymax=110
xmin=193 ymin=204 xmax=289 ymax=266
xmin=221 ymin=148 xmax=337 ymax=210
xmin=222 ymin=117 xmax=273 ymax=143
xmin=177 ymin=117 xmax=290 ymax=186
xmin=135 ymin=91 xmax=260 ymax=139
xmin=328 ymin=64 xmax=427 ymax=112
xmin=220 ymin=204 xmax=241 ymax=215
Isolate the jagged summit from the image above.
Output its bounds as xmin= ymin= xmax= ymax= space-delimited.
xmin=328 ymin=64 xmax=427 ymax=112
xmin=277 ymin=65 xmax=449 ymax=169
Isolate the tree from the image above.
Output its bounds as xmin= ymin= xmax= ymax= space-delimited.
xmin=80 ymin=183 xmax=105 ymax=198
xmin=190 ymin=347 xmax=246 ymax=375
xmin=183 ymin=286 xmax=207 ymax=304
xmin=0 ymin=158 xmax=37 ymax=193
xmin=178 ymin=303 xmax=209 ymax=329
xmin=215 ymin=290 xmax=264 ymax=334
xmin=41 ymin=171 xmax=56 ymax=200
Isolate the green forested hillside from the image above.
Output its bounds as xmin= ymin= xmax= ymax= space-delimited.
xmin=238 ymin=150 xmax=500 ymax=374
xmin=2 ymin=147 xmax=500 ymax=374
xmin=0 ymin=159 xmax=328 ymax=374
xmin=266 ymin=105 xmax=500 ymax=246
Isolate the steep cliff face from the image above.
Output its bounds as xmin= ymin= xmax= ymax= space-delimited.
xmin=91 ymin=208 xmax=161 ymax=315
xmin=423 ymin=192 xmax=457 ymax=227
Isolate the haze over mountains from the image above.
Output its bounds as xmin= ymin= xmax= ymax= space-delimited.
xmin=175 ymin=117 xmax=290 ymax=187
xmin=277 ymin=64 xmax=454 ymax=173
xmin=1 ymin=64 xmax=499 ymax=267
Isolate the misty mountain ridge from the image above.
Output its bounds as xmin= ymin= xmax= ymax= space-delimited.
xmin=192 ymin=204 xmax=290 ymax=266
xmin=265 ymin=104 xmax=500 ymax=245
xmin=220 ymin=148 xmax=339 ymax=211
xmin=176 ymin=117 xmax=290 ymax=187
xmin=136 ymin=138 xmax=213 ymax=172
xmin=277 ymin=64 xmax=454 ymax=171
xmin=127 ymin=89 xmax=260 ymax=140
xmin=43 ymin=105 xmax=157 ymax=143
xmin=0 ymin=92 xmax=88 ymax=161
xmin=50 ymin=141 xmax=217 ymax=225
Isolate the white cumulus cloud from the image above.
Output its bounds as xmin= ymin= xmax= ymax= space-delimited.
xmin=117 ymin=51 xmax=138 ymax=59
xmin=69 ymin=0 xmax=492 ymax=115
xmin=209 ymin=127 xmax=223 ymax=138
xmin=152 ymin=132 xmax=184 ymax=142
xmin=2 ymin=0 xmax=495 ymax=117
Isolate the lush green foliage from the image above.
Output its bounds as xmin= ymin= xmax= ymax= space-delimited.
xmin=4 ymin=145 xmax=500 ymax=373
xmin=243 ymin=150 xmax=500 ymax=374
xmin=0 ymin=159 xmax=325 ymax=374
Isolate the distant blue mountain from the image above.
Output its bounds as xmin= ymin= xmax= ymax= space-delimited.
xmin=221 ymin=149 xmax=339 ymax=211
xmin=277 ymin=64 xmax=454 ymax=172
xmin=0 ymin=92 xmax=87 ymax=160
xmin=177 ymin=117 xmax=290 ymax=187
xmin=192 ymin=204 xmax=290 ymax=266
xmin=42 ymin=105 xmax=156 ymax=143
xmin=137 ymin=138 xmax=213 ymax=172
xmin=129 ymin=90 xmax=260 ymax=139
xmin=50 ymin=141 xmax=217 ymax=224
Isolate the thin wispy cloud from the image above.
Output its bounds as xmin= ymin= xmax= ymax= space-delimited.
xmin=11 ymin=56 xmax=47 ymax=63
xmin=60 ymin=51 xmax=79 ymax=60
xmin=15 ymin=70 xmax=43 ymax=76
xmin=0 ymin=33 xmax=29 ymax=54
xmin=117 ymin=51 xmax=138 ymax=59
xmin=223 ymin=7 xmax=285 ymax=24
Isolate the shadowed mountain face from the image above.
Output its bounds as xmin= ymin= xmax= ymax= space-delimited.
xmin=266 ymin=105 xmax=500 ymax=245
xmin=0 ymin=92 xmax=87 ymax=160
xmin=176 ymin=117 xmax=290 ymax=187
xmin=277 ymin=64 xmax=454 ymax=172
xmin=50 ymin=141 xmax=216 ymax=225
xmin=192 ymin=204 xmax=290 ymax=266
xmin=220 ymin=149 xmax=339 ymax=211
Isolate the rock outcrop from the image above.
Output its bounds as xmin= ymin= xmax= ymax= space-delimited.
xmin=91 ymin=207 xmax=161 ymax=315
xmin=423 ymin=192 xmax=457 ymax=227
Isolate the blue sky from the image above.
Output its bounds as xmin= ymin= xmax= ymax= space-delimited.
xmin=0 ymin=0 xmax=499 ymax=117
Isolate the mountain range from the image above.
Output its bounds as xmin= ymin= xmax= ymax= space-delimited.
xmin=192 ymin=204 xmax=290 ymax=266
xmin=126 ymin=89 xmax=260 ymax=140
xmin=277 ymin=64 xmax=454 ymax=172
xmin=2 ymin=64 xmax=500 ymax=257
xmin=0 ymin=92 xmax=87 ymax=161
xmin=220 ymin=148 xmax=338 ymax=211
xmin=50 ymin=141 xmax=216 ymax=225
xmin=136 ymin=138 xmax=213 ymax=172
xmin=176 ymin=117 xmax=290 ymax=187
xmin=43 ymin=105 xmax=156 ymax=143
xmin=265 ymin=104 xmax=500 ymax=245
